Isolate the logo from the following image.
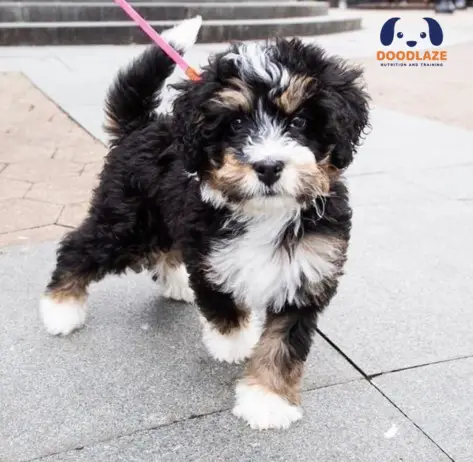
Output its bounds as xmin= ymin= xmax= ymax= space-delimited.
xmin=377 ymin=17 xmax=447 ymax=67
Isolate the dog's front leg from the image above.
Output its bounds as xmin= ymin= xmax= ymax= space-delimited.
xmin=192 ymin=279 xmax=263 ymax=364
xmin=232 ymin=306 xmax=318 ymax=430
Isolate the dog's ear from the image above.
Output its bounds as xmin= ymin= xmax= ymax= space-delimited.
xmin=380 ymin=17 xmax=400 ymax=46
xmin=325 ymin=64 xmax=370 ymax=169
xmin=278 ymin=39 xmax=370 ymax=169
xmin=423 ymin=17 xmax=443 ymax=46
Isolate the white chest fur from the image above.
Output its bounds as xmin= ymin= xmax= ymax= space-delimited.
xmin=205 ymin=208 xmax=341 ymax=312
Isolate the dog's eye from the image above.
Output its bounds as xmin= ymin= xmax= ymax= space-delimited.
xmin=420 ymin=32 xmax=427 ymax=39
xmin=290 ymin=117 xmax=306 ymax=130
xmin=397 ymin=32 xmax=404 ymax=38
xmin=230 ymin=118 xmax=243 ymax=132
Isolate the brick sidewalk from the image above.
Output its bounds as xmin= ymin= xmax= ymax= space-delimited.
xmin=0 ymin=72 xmax=105 ymax=247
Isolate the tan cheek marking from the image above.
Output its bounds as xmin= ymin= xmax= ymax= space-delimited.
xmin=296 ymin=163 xmax=331 ymax=196
xmin=319 ymin=156 xmax=341 ymax=181
xmin=210 ymin=152 xmax=253 ymax=189
xmin=245 ymin=317 xmax=303 ymax=405
xmin=277 ymin=75 xmax=314 ymax=114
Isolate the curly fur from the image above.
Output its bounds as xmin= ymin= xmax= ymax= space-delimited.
xmin=40 ymin=33 xmax=370 ymax=430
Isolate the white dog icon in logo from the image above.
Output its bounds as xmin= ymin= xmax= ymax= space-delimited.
xmin=380 ymin=17 xmax=444 ymax=48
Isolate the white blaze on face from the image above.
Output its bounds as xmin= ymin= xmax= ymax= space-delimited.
xmin=241 ymin=109 xmax=316 ymax=197
xmin=243 ymin=117 xmax=313 ymax=165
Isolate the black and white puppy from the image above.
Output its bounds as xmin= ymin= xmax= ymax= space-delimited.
xmin=40 ymin=17 xmax=370 ymax=430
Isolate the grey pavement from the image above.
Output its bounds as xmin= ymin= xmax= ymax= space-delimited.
xmin=374 ymin=357 xmax=473 ymax=462
xmin=39 ymin=382 xmax=449 ymax=462
xmin=1 ymin=244 xmax=361 ymax=461
xmin=2 ymin=13 xmax=473 ymax=462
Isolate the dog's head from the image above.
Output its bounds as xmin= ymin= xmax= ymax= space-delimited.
xmin=172 ymin=39 xmax=369 ymax=209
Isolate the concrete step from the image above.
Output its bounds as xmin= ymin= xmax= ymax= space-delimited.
xmin=0 ymin=1 xmax=329 ymax=22
xmin=0 ymin=15 xmax=362 ymax=45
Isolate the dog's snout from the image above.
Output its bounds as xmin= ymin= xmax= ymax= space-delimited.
xmin=253 ymin=161 xmax=284 ymax=186
xmin=406 ymin=40 xmax=417 ymax=48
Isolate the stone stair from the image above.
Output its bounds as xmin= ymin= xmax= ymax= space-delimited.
xmin=0 ymin=0 xmax=362 ymax=45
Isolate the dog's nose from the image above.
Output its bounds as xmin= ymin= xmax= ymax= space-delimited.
xmin=253 ymin=161 xmax=284 ymax=186
xmin=406 ymin=40 xmax=417 ymax=48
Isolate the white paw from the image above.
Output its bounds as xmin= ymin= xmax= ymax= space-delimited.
xmin=157 ymin=265 xmax=194 ymax=303
xmin=162 ymin=284 xmax=195 ymax=303
xmin=200 ymin=313 xmax=263 ymax=364
xmin=39 ymin=295 xmax=87 ymax=336
xmin=233 ymin=380 xmax=302 ymax=430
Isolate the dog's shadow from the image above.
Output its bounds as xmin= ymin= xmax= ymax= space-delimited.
xmin=86 ymin=272 xmax=242 ymax=391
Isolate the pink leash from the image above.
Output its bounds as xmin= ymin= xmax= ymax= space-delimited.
xmin=113 ymin=0 xmax=201 ymax=81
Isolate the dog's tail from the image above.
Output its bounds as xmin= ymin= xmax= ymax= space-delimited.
xmin=103 ymin=16 xmax=202 ymax=148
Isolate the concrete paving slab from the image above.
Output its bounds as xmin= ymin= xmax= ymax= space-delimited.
xmin=0 ymin=242 xmax=360 ymax=461
xmin=39 ymin=381 xmax=450 ymax=462
xmin=30 ymin=71 xmax=111 ymax=108
xmin=374 ymin=357 xmax=473 ymax=462
xmin=351 ymin=108 xmax=473 ymax=176
xmin=346 ymin=171 xmax=440 ymax=208
xmin=319 ymin=198 xmax=473 ymax=375
xmin=398 ymin=164 xmax=473 ymax=201
xmin=0 ymin=55 xmax=65 ymax=73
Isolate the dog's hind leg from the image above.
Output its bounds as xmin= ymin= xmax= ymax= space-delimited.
xmin=39 ymin=217 xmax=142 ymax=336
xmin=150 ymin=249 xmax=194 ymax=303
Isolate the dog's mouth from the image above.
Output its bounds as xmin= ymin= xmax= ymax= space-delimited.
xmin=202 ymin=170 xmax=331 ymax=210
xmin=202 ymin=151 xmax=335 ymax=208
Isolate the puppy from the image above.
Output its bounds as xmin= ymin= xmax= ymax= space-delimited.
xmin=39 ymin=17 xmax=370 ymax=430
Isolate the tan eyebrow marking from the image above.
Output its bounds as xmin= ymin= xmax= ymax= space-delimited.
xmin=211 ymin=78 xmax=253 ymax=111
xmin=277 ymin=75 xmax=314 ymax=114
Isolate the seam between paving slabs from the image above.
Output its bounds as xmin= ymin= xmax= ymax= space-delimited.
xmin=367 ymin=353 xmax=473 ymax=380
xmin=25 ymin=378 xmax=363 ymax=462
xmin=24 ymin=407 xmax=227 ymax=462
xmin=318 ymin=329 xmax=456 ymax=461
